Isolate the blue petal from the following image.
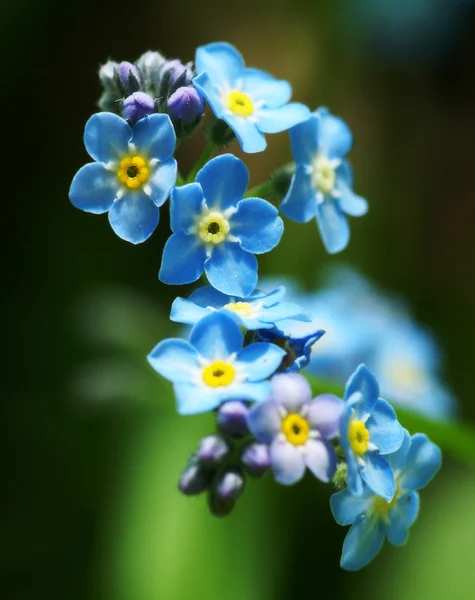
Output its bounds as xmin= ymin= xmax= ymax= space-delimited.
xmin=337 ymin=160 xmax=354 ymax=187
xmin=195 ymin=154 xmax=249 ymax=210
xmin=205 ymin=243 xmax=258 ymax=297
xmin=169 ymin=297 xmax=210 ymax=325
xmin=147 ymin=339 xmax=200 ymax=383
xmin=337 ymin=186 xmax=368 ymax=217
xmin=317 ymin=112 xmax=353 ymax=159
xmin=240 ymin=69 xmax=292 ymax=107
xmin=131 ymin=114 xmax=176 ymax=161
xmin=108 ymin=191 xmax=159 ymax=244
xmin=174 ymin=382 xmax=222 ymax=415
xmin=270 ymin=439 xmax=306 ymax=485
xmin=159 ymin=233 xmax=206 ymax=284
xmin=289 ymin=114 xmax=319 ymax=165
xmin=361 ymin=452 xmax=395 ymax=502
xmin=84 ymin=112 xmax=131 ymax=163
xmin=330 ymin=488 xmax=373 ymax=526
xmin=188 ymin=285 xmax=231 ymax=307
xmin=193 ymin=72 xmax=227 ymax=120
xmin=236 ymin=342 xmax=285 ymax=381
xmin=386 ymin=429 xmax=411 ymax=472
xmin=247 ymin=400 xmax=282 ymax=443
xmin=258 ymin=301 xmax=310 ymax=325
xmin=147 ymin=158 xmax=177 ymax=207
xmin=195 ymin=42 xmax=244 ymax=86
xmin=280 ymin=166 xmax=318 ymax=223
xmin=366 ymin=399 xmax=404 ymax=455
xmin=260 ymin=286 xmax=286 ymax=305
xmin=225 ymin=113 xmax=268 ymax=153
xmin=170 ymin=183 xmax=204 ymax=232
xmin=69 ymin=163 xmax=118 ymax=214
xmin=340 ymin=518 xmax=386 ymax=571
xmin=233 ymin=198 xmax=283 ymax=254
xmin=387 ymin=491 xmax=420 ymax=546
xmin=400 ymin=434 xmax=442 ymax=491
xmin=189 ymin=311 xmax=243 ymax=361
xmin=315 ymin=198 xmax=350 ymax=254
xmin=345 ymin=449 xmax=364 ymax=497
xmin=228 ymin=380 xmax=271 ymax=403
xmin=257 ymin=103 xmax=310 ymax=134
xmin=345 ymin=364 xmax=379 ymax=415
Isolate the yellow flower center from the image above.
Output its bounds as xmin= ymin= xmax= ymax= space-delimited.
xmin=117 ymin=156 xmax=150 ymax=190
xmin=348 ymin=420 xmax=370 ymax=455
xmin=202 ymin=361 xmax=236 ymax=388
xmin=371 ymin=484 xmax=400 ymax=521
xmin=224 ymin=301 xmax=253 ymax=317
xmin=226 ymin=90 xmax=254 ymax=117
xmin=282 ymin=413 xmax=310 ymax=446
xmin=312 ymin=155 xmax=336 ymax=195
xmin=197 ymin=211 xmax=230 ymax=244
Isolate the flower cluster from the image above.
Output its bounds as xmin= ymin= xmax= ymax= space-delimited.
xmin=69 ymin=41 xmax=443 ymax=571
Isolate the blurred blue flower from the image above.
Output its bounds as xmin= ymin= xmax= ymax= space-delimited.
xmin=170 ymin=285 xmax=310 ymax=330
xmin=193 ymin=42 xmax=310 ymax=153
xmin=147 ymin=311 xmax=285 ymax=414
xmin=159 ymin=154 xmax=283 ymax=297
xmin=280 ymin=108 xmax=368 ymax=254
xmin=331 ymin=429 xmax=442 ymax=570
xmin=341 ymin=365 xmax=404 ymax=501
xmin=247 ymin=373 xmax=343 ymax=484
xmin=69 ymin=112 xmax=177 ymax=244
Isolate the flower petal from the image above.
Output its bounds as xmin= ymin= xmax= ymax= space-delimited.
xmin=195 ymin=154 xmax=249 ymax=210
xmin=195 ymin=42 xmax=245 ymax=86
xmin=386 ymin=429 xmax=411 ymax=472
xmin=174 ymin=382 xmax=222 ymax=415
xmin=169 ymin=297 xmax=210 ymax=325
xmin=280 ymin=166 xmax=318 ymax=223
xmin=247 ymin=400 xmax=282 ymax=443
xmin=307 ymin=394 xmax=344 ymax=439
xmin=147 ymin=339 xmax=200 ymax=383
xmin=205 ymin=243 xmax=258 ymax=297
xmin=400 ymin=433 xmax=442 ymax=491
xmin=317 ymin=112 xmax=353 ymax=160
xmin=304 ymin=439 xmax=337 ymax=482
xmin=236 ymin=342 xmax=285 ymax=381
xmin=108 ymin=191 xmax=159 ymax=244
xmin=84 ymin=112 xmax=132 ymax=163
xmin=228 ymin=380 xmax=271 ymax=403
xmin=269 ymin=372 xmax=313 ymax=411
xmin=315 ymin=198 xmax=350 ymax=254
xmin=170 ymin=183 xmax=204 ymax=232
xmin=340 ymin=518 xmax=386 ymax=571
xmin=224 ymin=114 xmax=267 ymax=153
xmin=361 ymin=452 xmax=396 ymax=502
xmin=131 ymin=113 xmax=176 ymax=161
xmin=330 ymin=488 xmax=373 ymax=526
xmin=344 ymin=364 xmax=379 ymax=415
xmin=289 ymin=113 xmax=319 ymax=165
xmin=240 ymin=68 xmax=292 ymax=107
xmin=147 ymin=158 xmax=177 ymax=207
xmin=159 ymin=233 xmax=206 ymax=285
xmin=69 ymin=163 xmax=118 ymax=214
xmin=270 ymin=439 xmax=306 ymax=485
xmin=189 ymin=311 xmax=243 ymax=361
xmin=387 ymin=491 xmax=420 ymax=546
xmin=258 ymin=301 xmax=310 ymax=325
xmin=366 ymin=399 xmax=404 ymax=455
xmin=337 ymin=186 xmax=368 ymax=217
xmin=193 ymin=72 xmax=227 ymax=119
xmin=233 ymin=198 xmax=283 ymax=254
xmin=257 ymin=103 xmax=310 ymax=134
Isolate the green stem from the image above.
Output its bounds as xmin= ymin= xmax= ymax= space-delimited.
xmin=186 ymin=140 xmax=217 ymax=183
xmin=246 ymin=181 xmax=275 ymax=199
xmin=176 ymin=171 xmax=185 ymax=186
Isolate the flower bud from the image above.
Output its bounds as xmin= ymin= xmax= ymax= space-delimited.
xmin=159 ymin=58 xmax=193 ymax=97
xmin=117 ymin=61 xmax=142 ymax=94
xmin=122 ymin=92 xmax=155 ymax=123
xmin=136 ymin=50 xmax=166 ymax=95
xmin=197 ymin=434 xmax=231 ymax=467
xmin=99 ymin=60 xmax=119 ymax=91
xmin=241 ymin=443 xmax=270 ymax=477
xmin=217 ymin=401 xmax=250 ymax=438
xmin=208 ymin=468 xmax=245 ymax=517
xmin=167 ymin=86 xmax=204 ymax=125
xmin=178 ymin=461 xmax=213 ymax=496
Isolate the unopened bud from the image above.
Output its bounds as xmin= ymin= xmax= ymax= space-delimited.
xmin=217 ymin=401 xmax=250 ymax=438
xmin=122 ymin=92 xmax=155 ymax=123
xmin=117 ymin=61 xmax=142 ymax=94
xmin=197 ymin=435 xmax=231 ymax=467
xmin=178 ymin=461 xmax=213 ymax=496
xmin=136 ymin=51 xmax=166 ymax=95
xmin=167 ymin=86 xmax=204 ymax=124
xmin=208 ymin=468 xmax=245 ymax=517
xmin=241 ymin=443 xmax=270 ymax=477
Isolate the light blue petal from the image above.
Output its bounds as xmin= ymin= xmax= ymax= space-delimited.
xmin=193 ymin=72 xmax=227 ymax=119
xmin=386 ymin=429 xmax=411 ymax=472
xmin=224 ymin=114 xmax=267 ymax=153
xmin=169 ymin=297 xmax=210 ymax=325
xmin=84 ymin=112 xmax=131 ymax=162
xmin=289 ymin=114 xmax=319 ymax=165
xmin=361 ymin=452 xmax=395 ymax=502
xmin=247 ymin=400 xmax=282 ymax=443
xmin=337 ymin=160 xmax=354 ymax=187
xmin=400 ymin=434 xmax=442 ymax=491
xmin=229 ymin=380 xmax=271 ymax=403
xmin=147 ymin=339 xmax=200 ymax=383
xmin=344 ymin=364 xmax=379 ymax=415
xmin=233 ymin=198 xmax=283 ymax=254
xmin=346 ymin=449 xmax=364 ymax=497
xmin=340 ymin=518 xmax=386 ymax=571
xmin=240 ymin=69 xmax=292 ymax=107
xmin=330 ymin=488 xmax=373 ymax=526
xmin=317 ymin=112 xmax=353 ymax=159
xmin=69 ymin=163 xmax=118 ymax=214
xmin=337 ymin=186 xmax=368 ymax=217
xmin=174 ymin=382 xmax=222 ymax=415
xmin=205 ymin=243 xmax=258 ymax=297
xmin=131 ymin=114 xmax=176 ymax=161
xmin=387 ymin=491 xmax=420 ymax=546
xmin=304 ymin=439 xmax=337 ymax=482
xmin=270 ymin=439 xmax=306 ymax=485
xmin=195 ymin=42 xmax=244 ymax=86
xmin=260 ymin=286 xmax=286 ymax=306
xmin=188 ymin=285 xmax=231 ymax=307
xmin=159 ymin=233 xmax=206 ymax=284
xmin=147 ymin=158 xmax=177 ymax=207
xmin=108 ymin=191 xmax=159 ymax=244
xmin=258 ymin=301 xmax=310 ymax=324
xmin=170 ymin=183 xmax=204 ymax=232
xmin=366 ymin=399 xmax=404 ymax=455
xmin=236 ymin=342 xmax=285 ymax=381
xmin=257 ymin=103 xmax=310 ymax=134
xmin=189 ymin=311 xmax=243 ymax=361
xmin=315 ymin=198 xmax=350 ymax=254
xmin=280 ymin=166 xmax=318 ymax=223
xmin=307 ymin=394 xmax=344 ymax=439
xmin=195 ymin=154 xmax=248 ymax=210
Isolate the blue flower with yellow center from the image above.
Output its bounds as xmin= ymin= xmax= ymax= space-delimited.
xmin=340 ymin=364 xmax=404 ymax=501
xmin=69 ymin=112 xmax=177 ymax=244
xmin=280 ymin=107 xmax=368 ymax=253
xmin=159 ymin=154 xmax=284 ymax=297
xmin=147 ymin=311 xmax=286 ymax=415
xmin=193 ymin=42 xmax=310 ymax=153
xmin=331 ymin=429 xmax=442 ymax=571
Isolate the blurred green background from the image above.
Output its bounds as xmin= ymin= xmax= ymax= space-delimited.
xmin=3 ymin=0 xmax=475 ymax=598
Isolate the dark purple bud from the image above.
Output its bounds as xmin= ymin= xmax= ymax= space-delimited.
xmin=122 ymin=92 xmax=155 ymax=122
xmin=208 ymin=469 xmax=245 ymax=517
xmin=167 ymin=86 xmax=204 ymax=124
xmin=197 ymin=435 xmax=230 ymax=467
xmin=166 ymin=59 xmax=193 ymax=88
xmin=117 ymin=61 xmax=141 ymax=93
xmin=217 ymin=401 xmax=250 ymax=438
xmin=178 ymin=462 xmax=213 ymax=496
xmin=241 ymin=443 xmax=271 ymax=477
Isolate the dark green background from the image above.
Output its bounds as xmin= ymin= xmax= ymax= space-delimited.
xmin=3 ymin=1 xmax=475 ymax=598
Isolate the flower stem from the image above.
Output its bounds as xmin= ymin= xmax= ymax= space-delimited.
xmin=186 ymin=140 xmax=217 ymax=183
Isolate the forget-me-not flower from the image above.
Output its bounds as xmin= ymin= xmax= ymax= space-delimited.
xmin=69 ymin=112 xmax=177 ymax=244
xmin=247 ymin=373 xmax=343 ymax=485
xmin=193 ymin=42 xmax=310 ymax=153
xmin=159 ymin=154 xmax=283 ymax=297
xmin=340 ymin=364 xmax=404 ymax=501
xmin=331 ymin=429 xmax=442 ymax=570
xmin=147 ymin=311 xmax=285 ymax=415
xmin=280 ymin=107 xmax=368 ymax=253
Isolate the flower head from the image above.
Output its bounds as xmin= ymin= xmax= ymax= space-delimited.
xmin=69 ymin=112 xmax=177 ymax=244
xmin=147 ymin=311 xmax=285 ymax=415
xmin=193 ymin=42 xmax=310 ymax=153
xmin=247 ymin=373 xmax=343 ymax=485
xmin=331 ymin=430 xmax=442 ymax=570
xmin=280 ymin=107 xmax=368 ymax=253
xmin=167 ymin=86 xmax=204 ymax=124
xmin=159 ymin=154 xmax=283 ymax=297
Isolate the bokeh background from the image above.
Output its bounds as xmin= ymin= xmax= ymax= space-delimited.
xmin=3 ymin=0 xmax=475 ymax=598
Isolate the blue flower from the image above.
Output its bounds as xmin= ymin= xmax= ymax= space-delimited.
xmin=170 ymin=284 xmax=310 ymax=330
xmin=331 ymin=429 xmax=442 ymax=570
xmin=69 ymin=112 xmax=177 ymax=244
xmin=280 ymin=108 xmax=368 ymax=253
xmin=147 ymin=311 xmax=285 ymax=415
xmin=159 ymin=154 xmax=283 ymax=297
xmin=247 ymin=373 xmax=343 ymax=485
xmin=193 ymin=42 xmax=310 ymax=153
xmin=340 ymin=365 xmax=404 ymax=501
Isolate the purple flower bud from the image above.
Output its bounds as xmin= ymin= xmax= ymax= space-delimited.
xmin=217 ymin=401 xmax=250 ymax=438
xmin=165 ymin=59 xmax=193 ymax=88
xmin=167 ymin=86 xmax=204 ymax=124
xmin=208 ymin=468 xmax=245 ymax=517
xmin=197 ymin=435 xmax=230 ymax=467
xmin=241 ymin=443 xmax=271 ymax=477
xmin=117 ymin=61 xmax=141 ymax=93
xmin=178 ymin=462 xmax=213 ymax=496
xmin=122 ymin=92 xmax=155 ymax=122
